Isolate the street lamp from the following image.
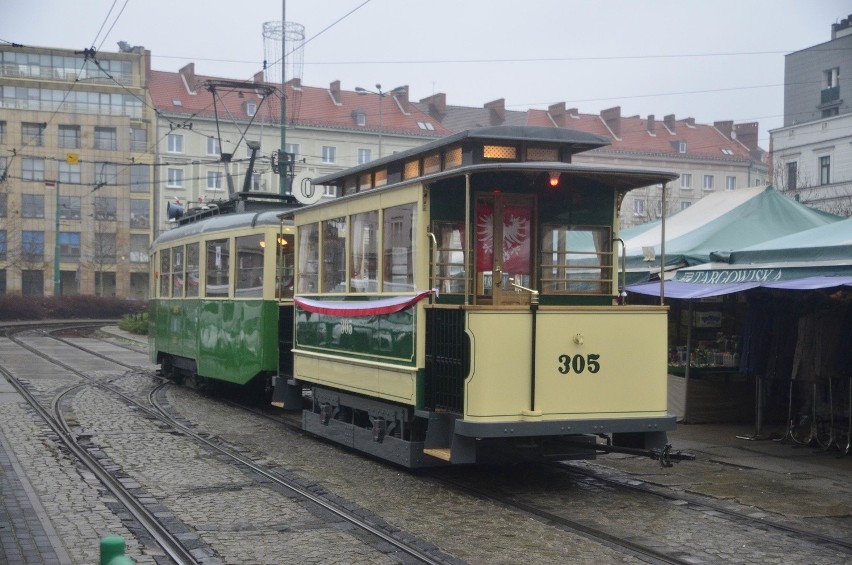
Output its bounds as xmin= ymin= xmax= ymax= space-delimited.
xmin=354 ymin=83 xmax=406 ymax=159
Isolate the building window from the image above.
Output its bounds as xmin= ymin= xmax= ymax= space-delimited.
xmin=703 ymin=175 xmax=714 ymax=191
xmin=59 ymin=196 xmax=81 ymax=220
xmin=0 ymin=193 xmax=6 ymax=217
xmin=22 ymin=122 xmax=45 ymax=146
xmin=358 ymin=148 xmax=371 ymax=164
xmin=22 ymin=194 xmax=45 ymax=218
xmin=0 ymin=121 xmax=5 ymax=144
xmin=93 ymin=233 xmax=116 ymax=263
xmin=251 ymin=173 xmax=262 ymax=191
xmin=725 ymin=176 xmax=736 ymax=191
xmin=22 ymin=158 xmax=45 ymax=181
xmin=323 ymin=184 xmax=336 ymax=197
xmin=59 ymin=232 xmax=81 ymax=261
xmin=130 ymin=199 xmax=149 ymax=229
xmin=95 ymin=162 xmax=118 ymax=185
xmin=167 ymin=168 xmax=184 ymax=188
xmin=681 ymin=201 xmax=692 ymax=211
xmin=819 ymin=156 xmax=830 ymax=185
xmin=680 ymin=173 xmax=692 ymax=190
xmin=322 ymin=146 xmax=336 ymax=164
xmin=244 ymin=100 xmax=257 ymax=116
xmin=167 ymin=133 xmax=184 ymax=153
xmin=58 ymin=162 xmax=81 ymax=184
xmin=0 ymin=157 xmax=6 ymax=180
xmin=22 ymin=231 xmax=45 ymax=261
xmin=130 ymin=164 xmax=150 ymax=193
xmin=22 ymin=270 xmax=44 ymax=296
xmin=0 ymin=230 xmax=6 ymax=261
xmin=130 ymin=234 xmax=149 ymax=263
xmin=130 ymin=127 xmax=147 ymax=152
xmin=94 ymin=197 xmax=118 ymax=221
xmin=633 ymin=198 xmax=646 ymax=216
xmin=786 ymin=162 xmax=798 ymax=191
xmin=94 ymin=127 xmax=117 ymax=150
xmin=678 ymin=141 xmax=687 ymax=153
xmin=284 ymin=143 xmax=300 ymax=160
xmin=207 ymin=137 xmax=220 ymax=155
xmin=354 ymin=110 xmax=367 ymax=126
xmin=58 ymin=125 xmax=80 ymax=148
xmin=207 ymin=171 xmax=223 ymax=190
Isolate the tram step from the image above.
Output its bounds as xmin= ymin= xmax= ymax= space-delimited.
xmin=423 ymin=448 xmax=452 ymax=462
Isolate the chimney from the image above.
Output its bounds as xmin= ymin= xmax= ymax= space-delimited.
xmin=831 ymin=14 xmax=852 ymax=39
xmin=484 ymin=98 xmax=505 ymax=125
xmin=714 ymin=120 xmax=734 ymax=139
xmin=253 ymin=71 xmax=264 ymax=84
xmin=394 ymin=84 xmax=410 ymax=113
xmin=684 ymin=117 xmax=695 ymax=127
xmin=567 ymin=107 xmax=579 ymax=118
xmin=329 ymin=80 xmax=341 ymax=104
xmin=600 ymin=106 xmax=621 ymax=138
xmin=549 ymin=102 xmax=566 ymax=127
xmin=734 ymin=122 xmax=759 ymax=152
xmin=646 ymin=114 xmax=655 ymax=135
xmin=178 ymin=62 xmax=197 ymax=93
xmin=420 ymin=93 xmax=446 ymax=120
xmin=285 ymin=77 xmax=301 ymax=89
xmin=664 ymin=114 xmax=676 ymax=132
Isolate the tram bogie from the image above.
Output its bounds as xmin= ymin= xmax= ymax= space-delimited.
xmin=149 ymin=127 xmax=680 ymax=467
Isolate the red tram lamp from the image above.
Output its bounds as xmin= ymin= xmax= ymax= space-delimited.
xmin=548 ymin=171 xmax=561 ymax=188
xmin=355 ymin=84 xmax=406 ymax=159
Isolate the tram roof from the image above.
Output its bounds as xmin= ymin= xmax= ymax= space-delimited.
xmin=312 ymin=126 xmax=612 ymax=186
xmin=152 ymin=209 xmax=286 ymax=247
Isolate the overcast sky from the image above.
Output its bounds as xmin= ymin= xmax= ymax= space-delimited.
xmin=3 ymin=1 xmax=850 ymax=147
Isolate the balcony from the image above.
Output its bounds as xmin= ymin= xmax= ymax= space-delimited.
xmin=821 ymin=85 xmax=840 ymax=105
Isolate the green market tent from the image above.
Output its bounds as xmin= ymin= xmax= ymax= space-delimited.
xmin=628 ymin=216 xmax=852 ymax=299
xmin=622 ymin=186 xmax=840 ymax=284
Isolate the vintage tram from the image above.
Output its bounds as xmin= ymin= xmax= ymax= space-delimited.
xmin=149 ymin=126 xmax=681 ymax=467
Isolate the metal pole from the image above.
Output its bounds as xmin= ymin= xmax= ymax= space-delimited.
xmin=660 ymin=181 xmax=667 ymax=304
xmin=279 ymin=0 xmax=288 ymax=194
xmin=378 ymin=93 xmax=383 ymax=158
xmin=683 ymin=300 xmax=693 ymax=423
xmin=54 ymin=179 xmax=61 ymax=296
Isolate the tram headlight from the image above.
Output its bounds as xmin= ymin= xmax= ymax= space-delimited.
xmin=548 ymin=171 xmax=561 ymax=188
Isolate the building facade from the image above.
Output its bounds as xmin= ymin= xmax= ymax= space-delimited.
xmin=148 ymin=65 xmax=450 ymax=236
xmin=770 ymin=14 xmax=852 ymax=216
xmin=0 ymin=44 xmax=154 ymax=298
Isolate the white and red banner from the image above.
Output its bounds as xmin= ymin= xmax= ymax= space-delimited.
xmin=294 ymin=289 xmax=433 ymax=317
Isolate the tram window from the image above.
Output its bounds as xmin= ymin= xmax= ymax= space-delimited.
xmin=276 ymin=233 xmax=295 ymax=298
xmin=185 ymin=243 xmax=199 ymax=297
xmin=159 ymin=249 xmax=170 ymax=297
xmin=383 ymin=203 xmax=416 ymax=292
xmin=297 ymin=223 xmax=319 ymax=293
xmin=540 ymin=225 xmax=612 ymax=294
xmin=171 ymin=246 xmax=185 ymax=298
xmin=322 ymin=218 xmax=347 ymax=292
xmin=433 ymin=222 xmax=466 ymax=294
xmin=350 ymin=211 xmax=378 ymax=292
xmin=236 ymin=234 xmax=264 ymax=297
xmin=205 ymin=238 xmax=230 ymax=297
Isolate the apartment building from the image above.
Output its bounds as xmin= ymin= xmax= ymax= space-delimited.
xmin=770 ymin=14 xmax=852 ymax=215
xmin=0 ymin=44 xmax=154 ymax=298
xmin=148 ymin=64 xmax=450 ymax=236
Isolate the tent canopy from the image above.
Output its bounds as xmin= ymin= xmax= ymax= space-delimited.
xmin=622 ymin=186 xmax=841 ymax=283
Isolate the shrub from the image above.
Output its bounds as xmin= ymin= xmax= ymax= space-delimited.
xmin=118 ymin=312 xmax=149 ymax=335
xmin=0 ymin=295 xmax=146 ymax=321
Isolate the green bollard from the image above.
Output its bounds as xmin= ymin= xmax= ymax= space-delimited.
xmin=100 ymin=535 xmax=135 ymax=565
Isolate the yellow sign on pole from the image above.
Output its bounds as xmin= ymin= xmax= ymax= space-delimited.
xmin=66 ymin=153 xmax=79 ymax=165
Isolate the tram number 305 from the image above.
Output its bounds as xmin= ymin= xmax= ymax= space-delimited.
xmin=557 ymin=353 xmax=601 ymax=374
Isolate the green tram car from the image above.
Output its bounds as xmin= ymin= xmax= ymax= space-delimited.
xmin=150 ymin=126 xmax=680 ymax=467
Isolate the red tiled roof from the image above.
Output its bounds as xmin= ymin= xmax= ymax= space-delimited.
xmin=149 ymin=70 xmax=452 ymax=137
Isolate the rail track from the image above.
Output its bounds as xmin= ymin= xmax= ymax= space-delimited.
xmin=1 ymin=322 xmax=449 ymax=564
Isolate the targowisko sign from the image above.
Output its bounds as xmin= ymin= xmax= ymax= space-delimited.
xmin=676 ymin=269 xmax=784 ymax=284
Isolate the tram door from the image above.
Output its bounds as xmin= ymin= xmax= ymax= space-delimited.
xmin=475 ymin=193 xmax=536 ymax=305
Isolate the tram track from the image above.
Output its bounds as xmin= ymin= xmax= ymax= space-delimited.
xmin=3 ymin=323 xmax=451 ymax=564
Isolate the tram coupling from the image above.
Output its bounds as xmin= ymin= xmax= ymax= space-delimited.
xmin=564 ymin=437 xmax=696 ymax=467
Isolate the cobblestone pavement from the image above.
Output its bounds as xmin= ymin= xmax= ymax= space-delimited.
xmin=1 ymin=328 xmax=850 ymax=564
